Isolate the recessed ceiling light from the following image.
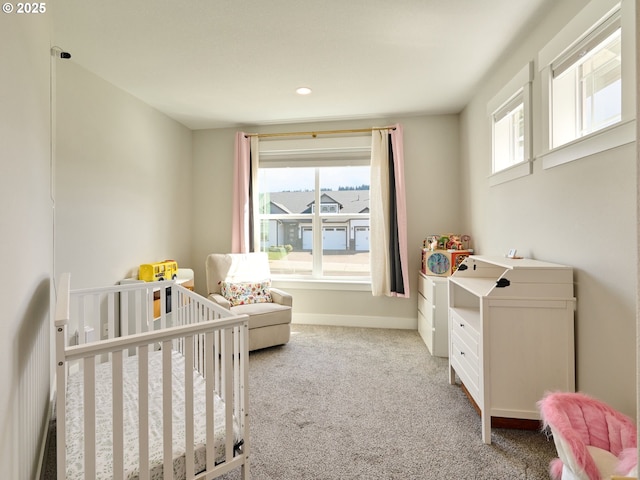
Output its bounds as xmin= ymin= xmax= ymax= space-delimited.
xmin=296 ymin=87 xmax=312 ymax=95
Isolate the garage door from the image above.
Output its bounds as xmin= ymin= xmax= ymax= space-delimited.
xmin=355 ymin=227 xmax=369 ymax=251
xmin=323 ymin=227 xmax=347 ymax=250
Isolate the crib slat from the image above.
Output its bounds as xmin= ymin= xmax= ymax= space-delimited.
xmin=206 ymin=330 xmax=215 ymax=469
xmin=83 ymin=356 xmax=96 ymax=479
xmin=162 ymin=340 xmax=172 ymax=480
xmin=138 ymin=345 xmax=150 ymax=480
xmin=135 ymin=288 xmax=143 ymax=334
xmin=223 ymin=330 xmax=234 ymax=463
xmin=240 ymin=323 xmax=249 ymax=452
xmin=147 ymin=288 xmax=154 ymax=331
xmin=214 ymin=330 xmax=221 ymax=394
xmin=184 ymin=335 xmax=195 ymax=479
xmin=112 ymin=350 xmax=124 ymax=480
xmin=120 ymin=292 xmax=131 ymax=358
xmin=121 ymin=292 xmax=129 ymax=336
xmin=176 ymin=289 xmax=184 ymax=325
xmin=77 ymin=296 xmax=85 ymax=348
xmin=159 ymin=288 xmax=167 ymax=330
xmin=233 ymin=326 xmax=240 ymax=428
xmin=107 ymin=291 xmax=116 ymax=340
xmin=92 ymin=293 xmax=100 ymax=341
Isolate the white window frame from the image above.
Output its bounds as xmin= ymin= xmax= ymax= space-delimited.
xmin=257 ymin=135 xmax=372 ymax=284
xmin=538 ymin=0 xmax=635 ymax=169
xmin=487 ymin=62 xmax=533 ymax=186
xmin=312 ymin=203 xmax=340 ymax=214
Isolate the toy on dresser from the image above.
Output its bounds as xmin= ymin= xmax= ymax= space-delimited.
xmin=421 ymin=234 xmax=473 ymax=277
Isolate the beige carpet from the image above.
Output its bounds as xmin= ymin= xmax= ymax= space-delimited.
xmin=44 ymin=324 xmax=558 ymax=479
xmin=216 ymin=324 xmax=556 ymax=479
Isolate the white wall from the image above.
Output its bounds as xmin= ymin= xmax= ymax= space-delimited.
xmin=55 ymin=61 xmax=194 ymax=288
xmin=0 ymin=14 xmax=53 ymax=479
xmin=460 ymin=0 xmax=637 ymax=417
xmin=191 ymin=115 xmax=461 ymax=326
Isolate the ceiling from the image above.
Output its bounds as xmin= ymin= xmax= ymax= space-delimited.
xmin=52 ymin=0 xmax=554 ymax=130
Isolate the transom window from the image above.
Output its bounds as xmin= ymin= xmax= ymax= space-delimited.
xmin=487 ymin=62 xmax=533 ymax=185
xmin=550 ymin=13 xmax=621 ymax=148
xmin=492 ymin=92 xmax=525 ymax=173
xmin=537 ymin=0 xmax=633 ymax=169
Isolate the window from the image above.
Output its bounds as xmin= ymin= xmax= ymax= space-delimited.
xmin=551 ymin=14 xmax=621 ymax=148
xmin=488 ymin=62 xmax=533 ymax=185
xmin=538 ymin=0 xmax=634 ymax=169
xmin=257 ymin=136 xmax=371 ymax=280
xmin=493 ymin=92 xmax=525 ymax=172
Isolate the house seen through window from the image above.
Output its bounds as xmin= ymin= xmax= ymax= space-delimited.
xmin=258 ymin=165 xmax=370 ymax=279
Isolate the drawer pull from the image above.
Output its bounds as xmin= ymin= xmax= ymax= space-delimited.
xmin=459 ymin=323 xmax=464 ymax=327
xmin=460 ymin=351 xmax=465 ymax=356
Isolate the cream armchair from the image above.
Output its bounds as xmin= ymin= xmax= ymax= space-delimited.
xmin=205 ymin=252 xmax=292 ymax=351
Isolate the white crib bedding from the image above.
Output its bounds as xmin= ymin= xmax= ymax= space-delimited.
xmin=65 ymin=349 xmax=241 ymax=480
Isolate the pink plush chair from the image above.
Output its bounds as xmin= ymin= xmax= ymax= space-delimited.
xmin=538 ymin=392 xmax=637 ymax=480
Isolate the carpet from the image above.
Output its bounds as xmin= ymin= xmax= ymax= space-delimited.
xmin=217 ymin=324 xmax=556 ymax=479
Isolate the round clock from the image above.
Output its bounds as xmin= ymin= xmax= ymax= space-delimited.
xmin=427 ymin=252 xmax=450 ymax=275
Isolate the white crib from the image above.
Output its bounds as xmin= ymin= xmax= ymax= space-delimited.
xmin=54 ymin=273 xmax=250 ymax=480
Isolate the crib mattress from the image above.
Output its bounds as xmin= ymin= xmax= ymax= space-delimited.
xmin=64 ymin=349 xmax=241 ymax=480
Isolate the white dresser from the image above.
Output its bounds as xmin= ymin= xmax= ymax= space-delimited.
xmin=417 ymin=272 xmax=448 ymax=357
xmin=448 ymin=255 xmax=575 ymax=444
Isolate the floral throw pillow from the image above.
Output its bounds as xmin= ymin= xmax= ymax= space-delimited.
xmin=221 ymin=280 xmax=273 ymax=307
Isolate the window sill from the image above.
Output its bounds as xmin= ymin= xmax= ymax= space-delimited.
xmin=489 ymin=161 xmax=533 ymax=186
xmin=541 ymin=119 xmax=636 ymax=169
xmin=272 ymin=278 xmax=371 ymax=292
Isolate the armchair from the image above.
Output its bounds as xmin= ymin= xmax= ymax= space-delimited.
xmin=538 ymin=391 xmax=637 ymax=480
xmin=205 ymin=252 xmax=292 ymax=351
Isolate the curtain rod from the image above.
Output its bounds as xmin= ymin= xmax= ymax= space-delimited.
xmin=245 ymin=126 xmax=395 ymax=139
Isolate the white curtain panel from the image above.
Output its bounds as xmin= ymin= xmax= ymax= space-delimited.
xmin=370 ymin=129 xmax=391 ymax=296
xmin=250 ymin=135 xmax=260 ymax=252
xmin=232 ymin=132 xmax=251 ymax=253
xmin=370 ymin=124 xmax=410 ymax=298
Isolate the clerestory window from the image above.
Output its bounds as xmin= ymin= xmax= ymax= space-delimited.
xmin=488 ymin=62 xmax=533 ymax=185
xmin=550 ymin=13 xmax=621 ymax=149
xmin=538 ymin=0 xmax=634 ymax=169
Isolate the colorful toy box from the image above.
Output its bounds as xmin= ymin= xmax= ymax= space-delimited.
xmin=421 ymin=249 xmax=472 ymax=276
xmin=421 ymin=234 xmax=473 ymax=276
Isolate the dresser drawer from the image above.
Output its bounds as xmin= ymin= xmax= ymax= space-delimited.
xmin=450 ymin=309 xmax=480 ymax=346
xmin=417 ymin=309 xmax=434 ymax=354
xmin=451 ymin=332 xmax=480 ymax=399
xmin=418 ymin=273 xmax=432 ymax=301
xmin=451 ymin=329 xmax=479 ymax=375
xmin=417 ymin=291 xmax=428 ymax=316
xmin=450 ymin=322 xmax=479 ymax=358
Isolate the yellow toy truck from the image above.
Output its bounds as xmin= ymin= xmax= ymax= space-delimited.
xmin=139 ymin=260 xmax=178 ymax=282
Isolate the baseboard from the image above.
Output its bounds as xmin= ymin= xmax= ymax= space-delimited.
xmin=292 ymin=313 xmax=417 ymax=330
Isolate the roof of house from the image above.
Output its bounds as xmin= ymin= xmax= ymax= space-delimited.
xmin=265 ymin=190 xmax=369 ymax=214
